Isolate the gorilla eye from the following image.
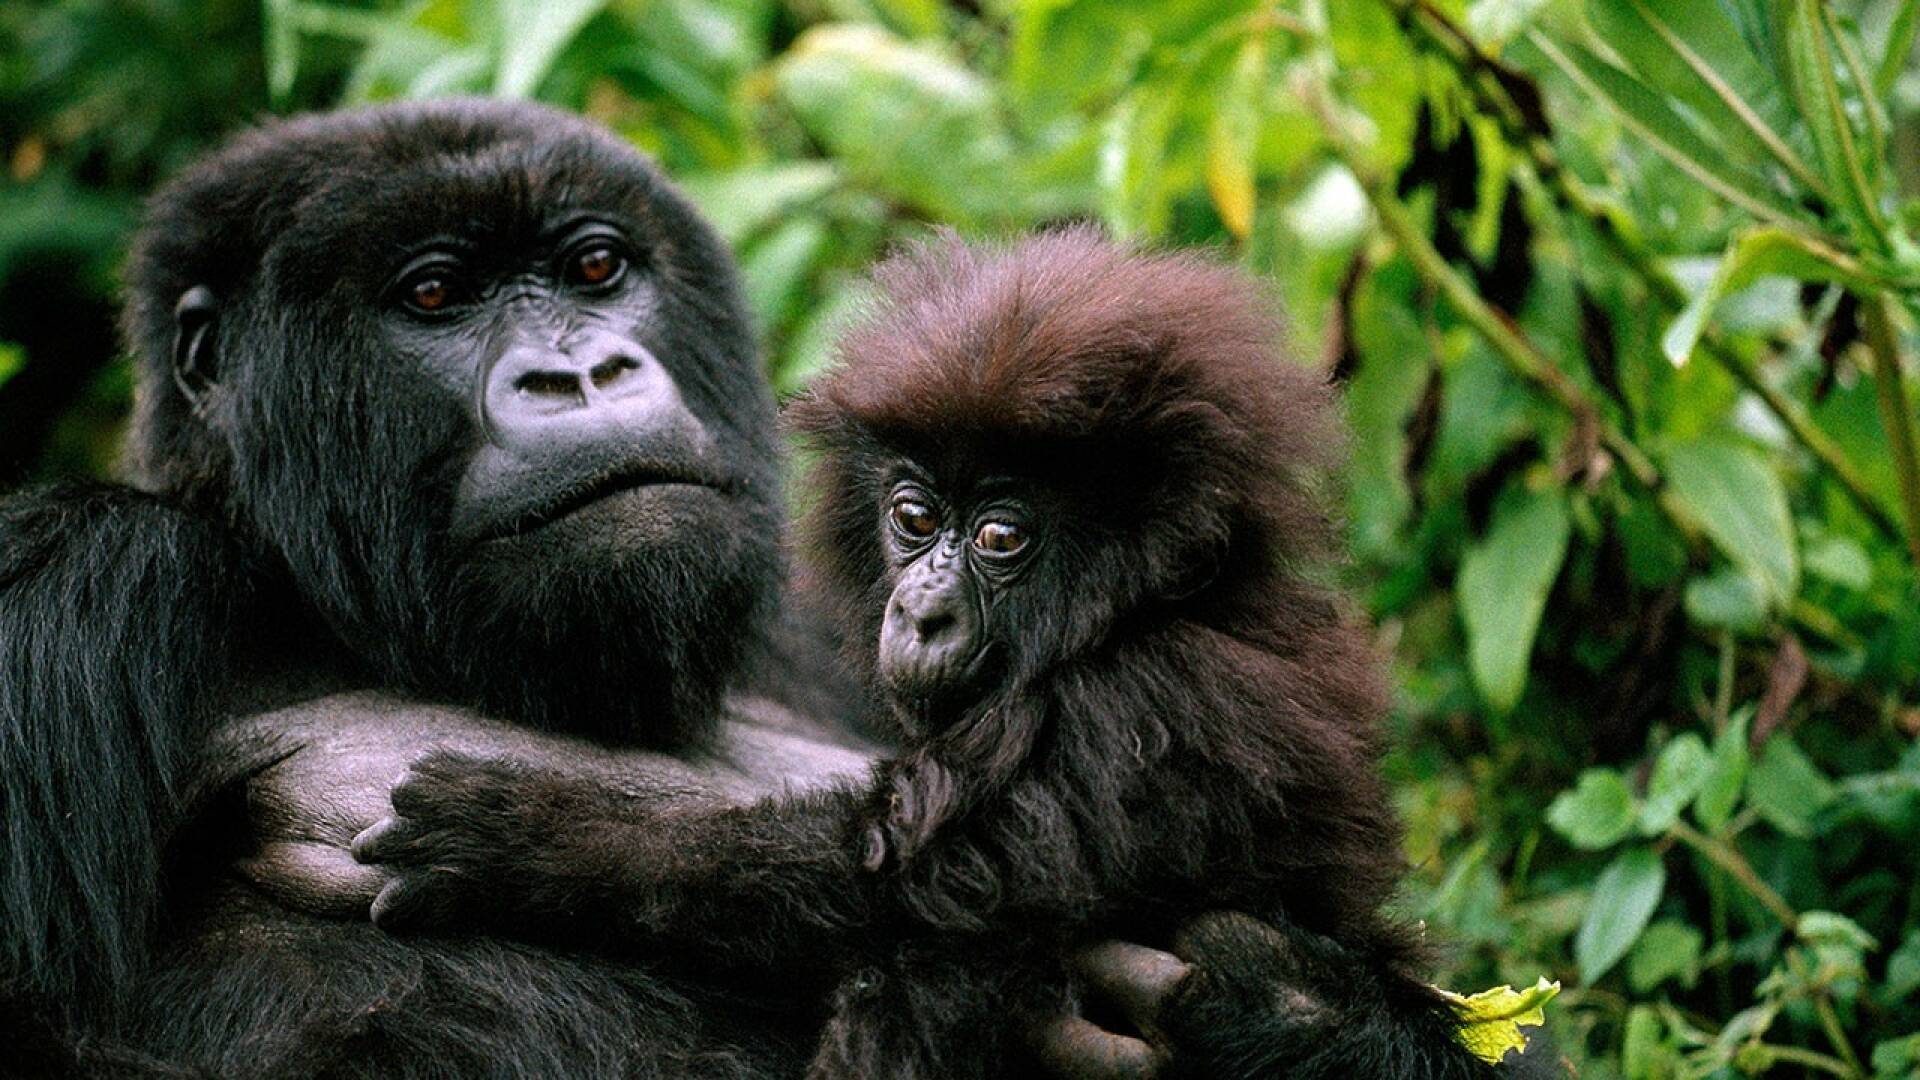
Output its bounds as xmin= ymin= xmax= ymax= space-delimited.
xmin=890 ymin=499 xmax=940 ymax=541
xmin=974 ymin=521 xmax=1027 ymax=556
xmin=410 ymin=278 xmax=453 ymax=311
xmin=393 ymin=266 xmax=471 ymax=316
xmin=569 ymin=245 xmax=627 ymax=288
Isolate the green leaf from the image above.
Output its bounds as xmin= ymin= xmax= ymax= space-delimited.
xmin=1437 ymin=977 xmax=1560 ymax=1064
xmin=1871 ymin=1033 xmax=1920 ymax=1078
xmin=1661 ymin=227 xmax=1872 ymax=365
xmin=738 ymin=216 xmax=829 ymax=339
xmin=1576 ymin=847 xmax=1667 ymax=984
xmin=494 ymin=0 xmax=608 ymax=98
xmin=1803 ymin=532 xmax=1874 ymax=590
xmin=774 ymin=276 xmax=875 ymax=397
xmin=1875 ymin=0 xmax=1919 ymax=98
xmin=1887 ymin=930 xmax=1920 ymax=1001
xmin=1781 ymin=0 xmax=1890 ymax=245
xmin=1589 ymin=0 xmax=1819 ymax=192
xmin=1528 ymin=32 xmax=1807 ymax=227
xmin=1639 ymin=734 xmax=1712 ymax=835
xmin=1663 ymin=440 xmax=1800 ymax=607
xmin=1621 ymin=1005 xmax=1671 ymax=1079
xmin=0 ymin=341 xmax=22 ymax=391
xmin=1695 ymin=712 xmax=1752 ymax=832
xmin=1548 ymin=769 xmax=1639 ymax=850
xmin=1457 ymin=486 xmax=1571 ymax=711
xmin=1748 ymin=737 xmax=1838 ymax=837
xmin=1684 ymin=566 xmax=1770 ymax=633
xmin=1205 ymin=35 xmax=1264 ymax=239
xmin=1627 ymin=920 xmax=1704 ymax=992
xmin=775 ymin=24 xmax=1022 ymax=226
xmin=676 ymin=163 xmax=843 ymax=248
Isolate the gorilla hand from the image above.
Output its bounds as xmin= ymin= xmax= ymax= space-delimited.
xmin=351 ymin=752 xmax=692 ymax=936
xmin=1040 ymin=913 xmax=1508 ymax=1080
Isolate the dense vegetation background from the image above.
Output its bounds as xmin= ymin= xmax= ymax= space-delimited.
xmin=4 ymin=0 xmax=1920 ymax=1075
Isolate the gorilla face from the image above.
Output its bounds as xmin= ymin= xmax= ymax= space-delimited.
xmin=123 ymin=101 xmax=783 ymax=746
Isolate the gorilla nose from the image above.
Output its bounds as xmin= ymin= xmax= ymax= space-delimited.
xmin=484 ymin=335 xmax=684 ymax=448
xmin=511 ymin=355 xmax=645 ymax=406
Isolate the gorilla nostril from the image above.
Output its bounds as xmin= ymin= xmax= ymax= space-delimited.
xmin=514 ymin=370 xmax=584 ymax=400
xmin=914 ymin=609 xmax=956 ymax=642
xmin=589 ymin=355 xmax=640 ymax=390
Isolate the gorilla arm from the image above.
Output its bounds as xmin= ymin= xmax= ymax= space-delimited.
xmin=0 ymin=484 xmax=263 ymax=1010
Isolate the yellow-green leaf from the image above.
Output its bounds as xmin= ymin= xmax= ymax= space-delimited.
xmin=1205 ymin=35 xmax=1264 ymax=239
xmin=1439 ymin=977 xmax=1561 ymax=1064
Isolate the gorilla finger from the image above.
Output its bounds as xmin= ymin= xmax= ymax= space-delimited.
xmin=1071 ymin=940 xmax=1190 ymax=1034
xmin=240 ymin=841 xmax=388 ymax=918
xmin=369 ymin=872 xmax=461 ymax=932
xmin=1032 ymin=1016 xmax=1164 ymax=1080
xmin=351 ymin=816 xmax=417 ymax=864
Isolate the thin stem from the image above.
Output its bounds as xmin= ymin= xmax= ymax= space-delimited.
xmin=1788 ymin=951 xmax=1867 ymax=1079
xmin=1668 ymin=820 xmax=1799 ymax=930
xmin=1862 ymin=292 xmax=1920 ymax=568
xmin=1762 ymin=1042 xmax=1861 ymax=1078
xmin=1301 ymin=80 xmax=1660 ymax=489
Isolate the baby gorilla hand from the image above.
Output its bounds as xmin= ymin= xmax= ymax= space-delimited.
xmin=351 ymin=751 xmax=640 ymax=936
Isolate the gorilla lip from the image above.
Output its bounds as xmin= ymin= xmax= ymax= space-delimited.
xmin=496 ymin=465 xmax=727 ymax=539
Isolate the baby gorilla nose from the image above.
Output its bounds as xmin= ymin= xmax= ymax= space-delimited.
xmin=878 ymin=568 xmax=982 ymax=696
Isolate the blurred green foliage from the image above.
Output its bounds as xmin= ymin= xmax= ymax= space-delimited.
xmin=5 ymin=0 xmax=1920 ymax=1074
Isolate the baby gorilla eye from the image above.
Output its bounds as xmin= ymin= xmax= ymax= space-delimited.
xmin=973 ymin=520 xmax=1027 ymax=556
xmin=569 ymin=245 xmax=626 ymax=288
xmin=890 ymin=499 xmax=939 ymax=540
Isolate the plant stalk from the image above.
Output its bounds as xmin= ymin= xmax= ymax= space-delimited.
xmin=1862 ymin=292 xmax=1920 ymax=568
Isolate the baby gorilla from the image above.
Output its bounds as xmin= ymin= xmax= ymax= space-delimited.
xmin=355 ymin=229 xmax=1496 ymax=1079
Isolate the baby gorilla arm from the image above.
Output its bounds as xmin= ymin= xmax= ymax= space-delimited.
xmin=353 ymin=753 xmax=879 ymax=973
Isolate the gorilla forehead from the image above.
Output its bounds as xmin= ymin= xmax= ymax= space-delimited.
xmin=127 ymin=99 xmax=684 ymax=353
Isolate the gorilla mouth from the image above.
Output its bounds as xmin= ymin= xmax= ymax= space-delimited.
xmin=498 ymin=465 xmax=728 ymax=539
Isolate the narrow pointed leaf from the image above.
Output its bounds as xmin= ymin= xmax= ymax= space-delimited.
xmin=1528 ymin=32 xmax=1808 ymax=228
xmin=1875 ymin=0 xmax=1919 ymax=98
xmin=1662 ymin=227 xmax=1872 ymax=365
xmin=1590 ymin=0 xmax=1821 ymax=193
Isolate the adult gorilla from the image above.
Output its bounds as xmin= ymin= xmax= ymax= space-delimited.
xmin=0 ymin=100 xmax=1518 ymax=1078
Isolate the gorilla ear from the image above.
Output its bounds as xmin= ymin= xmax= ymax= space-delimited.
xmin=172 ymin=286 xmax=220 ymax=414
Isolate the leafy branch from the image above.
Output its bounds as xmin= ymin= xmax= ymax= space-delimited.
xmin=1382 ymin=0 xmax=1909 ymax=554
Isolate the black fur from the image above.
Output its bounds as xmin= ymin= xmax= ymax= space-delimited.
xmin=0 ymin=99 xmax=820 ymax=1076
xmin=354 ymin=232 xmax=1528 ymax=1079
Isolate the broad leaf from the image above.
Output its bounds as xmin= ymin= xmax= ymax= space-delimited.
xmin=1695 ymin=712 xmax=1752 ymax=833
xmin=495 ymin=0 xmax=607 ymax=98
xmin=1639 ymin=734 xmax=1712 ymax=835
xmin=1663 ymin=440 xmax=1799 ymax=608
xmin=1576 ymin=846 xmax=1667 ymax=983
xmin=1748 ymin=737 xmax=1838 ymax=837
xmin=1628 ymin=921 xmax=1703 ymax=991
xmin=1589 ymin=0 xmax=1819 ymax=192
xmin=1529 ymin=33 xmax=1807 ymax=227
xmin=1205 ymin=35 xmax=1264 ymax=239
xmin=677 ymin=163 xmax=843 ymax=248
xmin=776 ymin=24 xmax=1021 ymax=226
xmin=1548 ymin=769 xmax=1638 ymax=850
xmin=1457 ymin=486 xmax=1570 ymax=712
